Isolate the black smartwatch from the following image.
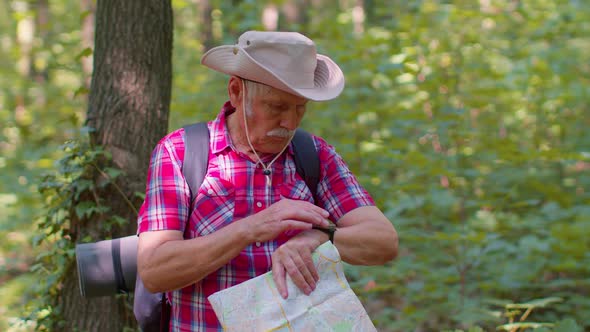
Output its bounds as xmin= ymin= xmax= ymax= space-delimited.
xmin=312 ymin=225 xmax=337 ymax=244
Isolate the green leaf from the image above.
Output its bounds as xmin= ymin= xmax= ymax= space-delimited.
xmin=74 ymin=47 xmax=93 ymax=60
xmin=552 ymin=319 xmax=583 ymax=332
xmin=73 ymin=86 xmax=89 ymax=98
xmin=109 ymin=215 xmax=128 ymax=227
xmin=104 ymin=167 xmax=123 ymax=179
xmin=496 ymin=322 xmax=554 ymax=331
xmin=74 ymin=201 xmax=96 ymax=219
xmin=505 ymin=297 xmax=563 ymax=310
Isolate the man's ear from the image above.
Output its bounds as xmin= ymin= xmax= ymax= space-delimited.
xmin=227 ymin=76 xmax=243 ymax=108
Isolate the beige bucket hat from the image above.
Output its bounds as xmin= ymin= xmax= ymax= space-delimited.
xmin=201 ymin=31 xmax=345 ymax=101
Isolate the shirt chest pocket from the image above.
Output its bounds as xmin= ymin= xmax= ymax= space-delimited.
xmin=189 ymin=177 xmax=235 ymax=237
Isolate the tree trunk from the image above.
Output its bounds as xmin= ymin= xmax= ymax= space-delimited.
xmin=15 ymin=2 xmax=33 ymax=127
xmin=80 ymin=0 xmax=95 ymax=89
xmin=33 ymin=0 xmax=49 ymax=85
xmin=262 ymin=4 xmax=279 ymax=31
xmin=196 ymin=0 xmax=214 ymax=51
xmin=59 ymin=1 xmax=173 ymax=331
xmin=352 ymin=0 xmax=365 ymax=36
xmin=279 ymin=0 xmax=310 ymax=32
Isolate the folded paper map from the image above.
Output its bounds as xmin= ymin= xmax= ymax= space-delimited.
xmin=207 ymin=242 xmax=377 ymax=332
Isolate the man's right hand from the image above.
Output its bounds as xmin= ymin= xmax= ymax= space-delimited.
xmin=242 ymin=199 xmax=330 ymax=243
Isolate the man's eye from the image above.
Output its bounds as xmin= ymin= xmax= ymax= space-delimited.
xmin=269 ymin=104 xmax=286 ymax=112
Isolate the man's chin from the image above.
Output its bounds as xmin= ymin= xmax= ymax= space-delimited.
xmin=257 ymin=141 xmax=289 ymax=154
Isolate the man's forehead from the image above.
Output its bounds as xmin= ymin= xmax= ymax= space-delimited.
xmin=259 ymin=85 xmax=308 ymax=104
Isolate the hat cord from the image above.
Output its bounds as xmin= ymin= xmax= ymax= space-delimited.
xmin=241 ymin=79 xmax=294 ymax=176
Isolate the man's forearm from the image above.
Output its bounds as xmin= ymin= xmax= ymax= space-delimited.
xmin=140 ymin=198 xmax=331 ymax=293
xmin=332 ymin=206 xmax=398 ymax=266
xmin=139 ymin=220 xmax=252 ymax=293
xmin=334 ymin=223 xmax=397 ymax=265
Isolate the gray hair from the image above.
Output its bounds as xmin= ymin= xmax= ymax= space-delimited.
xmin=243 ymin=79 xmax=272 ymax=117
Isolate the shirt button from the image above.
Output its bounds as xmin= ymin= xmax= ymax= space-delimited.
xmin=207 ymin=189 xmax=214 ymax=195
xmin=256 ymin=202 xmax=262 ymax=208
xmin=255 ymin=242 xmax=261 ymax=247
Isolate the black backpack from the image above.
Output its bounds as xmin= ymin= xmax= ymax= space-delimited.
xmin=133 ymin=122 xmax=320 ymax=332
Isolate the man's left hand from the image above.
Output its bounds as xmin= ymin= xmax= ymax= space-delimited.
xmin=271 ymin=229 xmax=327 ymax=299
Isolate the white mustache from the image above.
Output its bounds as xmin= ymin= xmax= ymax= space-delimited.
xmin=266 ymin=128 xmax=294 ymax=138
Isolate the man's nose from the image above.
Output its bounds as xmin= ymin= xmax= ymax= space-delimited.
xmin=280 ymin=109 xmax=300 ymax=131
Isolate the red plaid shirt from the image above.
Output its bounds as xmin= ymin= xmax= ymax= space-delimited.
xmin=137 ymin=102 xmax=374 ymax=331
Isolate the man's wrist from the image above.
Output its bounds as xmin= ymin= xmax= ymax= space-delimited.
xmin=312 ymin=225 xmax=336 ymax=244
xmin=235 ymin=216 xmax=257 ymax=245
xmin=309 ymin=228 xmax=329 ymax=244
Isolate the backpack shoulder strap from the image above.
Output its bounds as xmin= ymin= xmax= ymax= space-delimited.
xmin=292 ymin=129 xmax=320 ymax=202
xmin=134 ymin=122 xmax=209 ymax=332
xmin=182 ymin=122 xmax=210 ymax=203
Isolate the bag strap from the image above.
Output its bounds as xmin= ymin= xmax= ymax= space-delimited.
xmin=182 ymin=122 xmax=210 ymax=204
xmin=153 ymin=122 xmax=210 ymax=332
xmin=111 ymin=237 xmax=128 ymax=293
xmin=159 ymin=298 xmax=171 ymax=332
xmin=292 ymin=129 xmax=320 ymax=203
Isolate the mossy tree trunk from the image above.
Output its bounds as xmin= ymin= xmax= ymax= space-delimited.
xmin=58 ymin=1 xmax=173 ymax=331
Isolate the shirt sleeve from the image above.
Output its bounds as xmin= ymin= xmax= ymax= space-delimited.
xmin=137 ymin=129 xmax=191 ymax=234
xmin=313 ymin=136 xmax=375 ymax=223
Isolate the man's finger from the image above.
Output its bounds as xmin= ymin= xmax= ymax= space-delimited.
xmin=302 ymin=251 xmax=319 ymax=283
xmin=282 ymin=255 xmax=312 ymax=296
xmin=299 ymin=248 xmax=319 ymax=284
xmin=279 ymin=220 xmax=315 ymax=231
xmin=278 ymin=200 xmax=330 ymax=226
xmin=281 ymin=212 xmax=328 ymax=227
xmin=293 ymin=200 xmax=330 ymax=218
xmin=290 ymin=252 xmax=316 ymax=291
xmin=272 ymin=256 xmax=288 ymax=299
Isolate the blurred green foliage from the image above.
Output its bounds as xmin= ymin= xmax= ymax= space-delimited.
xmin=1 ymin=0 xmax=588 ymax=331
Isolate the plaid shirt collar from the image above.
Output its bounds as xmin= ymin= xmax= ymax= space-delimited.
xmin=210 ymin=101 xmax=295 ymax=157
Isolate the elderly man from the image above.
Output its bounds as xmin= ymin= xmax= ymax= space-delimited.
xmin=137 ymin=31 xmax=398 ymax=331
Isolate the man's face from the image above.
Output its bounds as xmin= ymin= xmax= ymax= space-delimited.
xmin=243 ymin=84 xmax=308 ymax=154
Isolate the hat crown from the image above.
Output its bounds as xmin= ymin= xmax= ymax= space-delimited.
xmin=238 ymin=31 xmax=317 ymax=88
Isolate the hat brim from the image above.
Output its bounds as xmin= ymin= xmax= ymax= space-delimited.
xmin=201 ymin=45 xmax=344 ymax=101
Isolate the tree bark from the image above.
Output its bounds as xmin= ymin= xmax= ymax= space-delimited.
xmin=58 ymin=1 xmax=173 ymax=331
xmin=262 ymin=4 xmax=279 ymax=31
xmin=196 ymin=0 xmax=214 ymax=51
xmin=280 ymin=0 xmax=310 ymax=32
xmin=33 ymin=0 xmax=49 ymax=84
xmin=80 ymin=0 xmax=95 ymax=89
